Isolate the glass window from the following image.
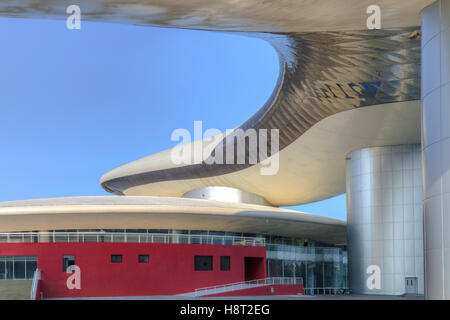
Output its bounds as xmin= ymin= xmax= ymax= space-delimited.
xmin=323 ymin=262 xmax=335 ymax=287
xmin=194 ymin=256 xmax=213 ymax=271
xmin=212 ymin=236 xmax=224 ymax=245
xmin=283 ymin=260 xmax=295 ymax=278
xmin=0 ymin=256 xmax=38 ymax=280
xmin=26 ymin=260 xmax=38 ymax=279
xmin=267 ymin=259 xmax=282 ymax=277
xmin=63 ymin=255 xmax=75 ymax=272
xmin=138 ymin=255 xmax=149 ymax=263
xmin=111 ymin=255 xmax=122 ymax=263
xmin=5 ymin=260 xmax=13 ymax=280
xmin=220 ymin=256 xmax=230 ymax=271
xmin=0 ymin=260 xmax=5 ymax=280
xmin=13 ymin=260 xmax=26 ymax=279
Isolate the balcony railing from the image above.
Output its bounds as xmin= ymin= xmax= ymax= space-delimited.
xmin=303 ymin=287 xmax=351 ymax=295
xmin=30 ymin=269 xmax=40 ymax=300
xmin=0 ymin=232 xmax=265 ymax=247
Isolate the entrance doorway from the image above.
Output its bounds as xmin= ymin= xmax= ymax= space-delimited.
xmin=244 ymin=257 xmax=265 ymax=281
xmin=405 ymin=277 xmax=418 ymax=295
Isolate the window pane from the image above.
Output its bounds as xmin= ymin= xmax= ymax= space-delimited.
xmin=138 ymin=255 xmax=149 ymax=263
xmin=0 ymin=260 xmax=5 ymax=280
xmin=26 ymin=260 xmax=38 ymax=279
xmin=111 ymin=255 xmax=122 ymax=263
xmin=63 ymin=255 xmax=75 ymax=272
xmin=268 ymin=259 xmax=282 ymax=277
xmin=220 ymin=256 xmax=230 ymax=271
xmin=5 ymin=260 xmax=13 ymax=280
xmin=194 ymin=256 xmax=213 ymax=271
xmin=13 ymin=260 xmax=26 ymax=279
xmin=283 ymin=260 xmax=295 ymax=278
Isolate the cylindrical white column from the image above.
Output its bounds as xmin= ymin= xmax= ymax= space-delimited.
xmin=422 ymin=0 xmax=450 ymax=300
xmin=346 ymin=145 xmax=424 ymax=295
xmin=182 ymin=186 xmax=271 ymax=206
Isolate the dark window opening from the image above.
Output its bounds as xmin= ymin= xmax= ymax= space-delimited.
xmin=220 ymin=256 xmax=230 ymax=271
xmin=111 ymin=255 xmax=122 ymax=263
xmin=63 ymin=255 xmax=75 ymax=272
xmin=194 ymin=255 xmax=213 ymax=271
xmin=138 ymin=255 xmax=149 ymax=263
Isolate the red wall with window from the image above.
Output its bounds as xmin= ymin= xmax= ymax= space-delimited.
xmin=0 ymin=243 xmax=266 ymax=298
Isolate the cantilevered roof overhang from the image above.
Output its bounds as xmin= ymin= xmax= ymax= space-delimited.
xmin=0 ymin=1 xmax=434 ymax=33
xmin=0 ymin=196 xmax=346 ymax=245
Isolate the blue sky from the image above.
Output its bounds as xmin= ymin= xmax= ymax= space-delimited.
xmin=0 ymin=18 xmax=346 ymax=220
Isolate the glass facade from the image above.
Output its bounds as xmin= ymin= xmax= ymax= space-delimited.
xmin=0 ymin=256 xmax=37 ymax=280
xmin=266 ymin=244 xmax=347 ymax=288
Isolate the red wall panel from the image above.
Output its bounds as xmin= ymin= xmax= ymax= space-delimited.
xmin=0 ymin=243 xmax=266 ymax=298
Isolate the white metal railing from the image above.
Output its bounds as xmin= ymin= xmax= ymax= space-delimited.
xmin=303 ymin=287 xmax=351 ymax=295
xmin=30 ymin=269 xmax=40 ymax=300
xmin=0 ymin=232 xmax=265 ymax=247
xmin=193 ymin=277 xmax=303 ymax=297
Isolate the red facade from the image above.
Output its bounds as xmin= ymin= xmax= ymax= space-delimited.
xmin=0 ymin=242 xmax=266 ymax=298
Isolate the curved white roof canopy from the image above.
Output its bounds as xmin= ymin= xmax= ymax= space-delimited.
xmin=0 ymin=1 xmax=434 ymax=32
xmin=102 ymin=101 xmax=420 ymax=206
xmin=0 ymin=196 xmax=346 ymax=244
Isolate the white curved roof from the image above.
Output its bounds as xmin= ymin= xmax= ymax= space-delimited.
xmin=0 ymin=1 xmax=434 ymax=32
xmin=0 ymin=196 xmax=346 ymax=244
xmin=102 ymin=101 xmax=420 ymax=205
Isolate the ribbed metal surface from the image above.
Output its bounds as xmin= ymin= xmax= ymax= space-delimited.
xmin=102 ymin=28 xmax=421 ymax=194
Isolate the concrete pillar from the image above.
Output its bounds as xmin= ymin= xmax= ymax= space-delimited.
xmin=422 ymin=0 xmax=450 ymax=300
xmin=346 ymin=145 xmax=424 ymax=295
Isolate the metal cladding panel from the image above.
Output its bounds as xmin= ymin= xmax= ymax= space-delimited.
xmin=346 ymin=145 xmax=424 ymax=295
xmin=422 ymin=0 xmax=450 ymax=300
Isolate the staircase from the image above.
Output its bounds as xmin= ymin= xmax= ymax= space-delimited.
xmin=0 ymin=280 xmax=33 ymax=300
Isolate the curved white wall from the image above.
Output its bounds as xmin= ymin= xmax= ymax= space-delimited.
xmin=183 ymin=186 xmax=270 ymax=206
xmin=346 ymin=145 xmax=424 ymax=295
xmin=422 ymin=0 xmax=450 ymax=300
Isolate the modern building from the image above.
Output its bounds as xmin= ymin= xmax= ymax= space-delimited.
xmin=0 ymin=196 xmax=345 ymax=298
xmin=0 ymin=0 xmax=449 ymax=299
